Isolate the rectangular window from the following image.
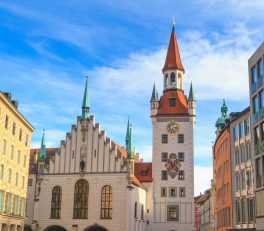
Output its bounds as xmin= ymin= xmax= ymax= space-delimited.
xmin=260 ymin=90 xmax=264 ymax=109
xmin=10 ymin=145 xmax=14 ymax=159
xmin=162 ymin=134 xmax=168 ymax=144
xmin=236 ymin=174 xmax=240 ymax=191
xmin=2 ymin=139 xmax=6 ymax=155
xmin=18 ymin=150 xmax=21 ymax=164
xmin=19 ymin=129 xmax=22 ymax=141
xmin=233 ymin=126 xmax=238 ymax=142
xmin=161 ymin=152 xmax=168 ymax=162
xmin=0 ymin=164 xmax=3 ymax=180
xmin=179 ymin=187 xmax=186 ymax=197
xmin=28 ymin=179 xmax=33 ymax=186
xmin=20 ymin=198 xmax=26 ymax=216
xmin=246 ymin=171 xmax=252 ymax=188
xmin=239 ymin=122 xmax=244 ymax=138
xmin=8 ymin=169 xmax=12 ymax=183
xmin=0 ymin=190 xmax=4 ymax=213
xmin=178 ymin=152 xmax=184 ymax=162
xmin=242 ymin=199 xmax=246 ymax=223
xmin=244 ymin=119 xmax=250 ymax=136
xmin=13 ymin=195 xmax=19 ymax=215
xmin=235 ymin=149 xmax=239 ymax=165
xmin=241 ymin=172 xmax=245 ymax=190
xmin=23 ymin=155 xmax=26 ymax=167
xmin=252 ymin=66 xmax=257 ymax=83
xmin=170 ymin=97 xmax=176 ymax=107
xmin=12 ymin=122 xmax=16 ymax=136
xmin=5 ymin=115 xmax=8 ymax=129
xmin=161 ymin=170 xmax=168 ymax=180
xmin=25 ymin=134 xmax=28 ymax=146
xmin=178 ymin=134 xmax=184 ymax=143
xmin=161 ymin=187 xmax=167 ymax=197
xmin=167 ymin=205 xmax=179 ymax=221
xmin=258 ymin=58 xmax=263 ymax=80
xmin=5 ymin=193 xmax=12 ymax=214
xmin=169 ymin=187 xmax=177 ymax=197
xmin=253 ymin=95 xmax=259 ymax=113
xmin=15 ymin=172 xmax=18 ymax=186
xmin=248 ymin=199 xmax=255 ymax=222
xmin=178 ymin=170 xmax=184 ymax=180
xmin=254 ymin=126 xmax=260 ymax=145
xmin=236 ymin=200 xmax=241 ymax=224
xmin=261 ymin=122 xmax=264 ymax=141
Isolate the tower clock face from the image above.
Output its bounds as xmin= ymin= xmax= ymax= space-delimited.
xmin=167 ymin=120 xmax=179 ymax=134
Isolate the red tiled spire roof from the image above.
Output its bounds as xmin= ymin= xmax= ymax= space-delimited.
xmin=162 ymin=27 xmax=184 ymax=73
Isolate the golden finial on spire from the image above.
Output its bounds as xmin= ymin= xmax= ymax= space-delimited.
xmin=172 ymin=16 xmax=175 ymax=27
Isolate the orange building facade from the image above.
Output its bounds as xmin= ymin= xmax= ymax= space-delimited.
xmin=214 ymin=126 xmax=233 ymax=231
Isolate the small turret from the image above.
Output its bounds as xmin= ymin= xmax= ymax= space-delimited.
xmin=125 ymin=118 xmax=135 ymax=185
xmin=150 ymin=82 xmax=159 ymax=117
xmin=188 ymin=82 xmax=196 ymax=123
xmin=215 ymin=99 xmax=229 ymax=135
xmin=82 ymin=78 xmax=90 ymax=120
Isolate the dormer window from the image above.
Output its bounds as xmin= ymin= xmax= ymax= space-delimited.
xmin=141 ymin=170 xmax=148 ymax=176
xmin=170 ymin=72 xmax=175 ymax=85
xmin=170 ymin=97 xmax=176 ymax=107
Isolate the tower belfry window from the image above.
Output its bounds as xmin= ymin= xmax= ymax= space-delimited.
xmin=170 ymin=72 xmax=176 ymax=85
xmin=165 ymin=74 xmax=169 ymax=86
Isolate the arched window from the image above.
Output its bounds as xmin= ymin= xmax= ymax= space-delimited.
xmin=101 ymin=185 xmax=112 ymax=219
xmin=73 ymin=179 xmax=89 ymax=219
xmin=165 ymin=74 xmax=169 ymax=86
xmin=134 ymin=202 xmax=137 ymax=219
xmin=50 ymin=186 xmax=62 ymax=219
xmin=170 ymin=72 xmax=176 ymax=85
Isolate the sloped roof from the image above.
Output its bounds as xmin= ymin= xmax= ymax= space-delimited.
xmin=162 ymin=27 xmax=184 ymax=72
xmin=157 ymin=90 xmax=189 ymax=116
xmin=134 ymin=162 xmax=153 ymax=183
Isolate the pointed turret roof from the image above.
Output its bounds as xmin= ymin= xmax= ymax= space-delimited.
xmin=215 ymin=99 xmax=228 ymax=131
xmin=162 ymin=26 xmax=184 ymax=73
xmin=82 ymin=78 xmax=90 ymax=120
xmin=150 ymin=82 xmax=159 ymax=101
xmin=39 ymin=129 xmax=46 ymax=161
xmin=188 ymin=82 xmax=195 ymax=101
xmin=125 ymin=119 xmax=135 ymax=159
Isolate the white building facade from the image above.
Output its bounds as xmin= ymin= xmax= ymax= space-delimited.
xmin=25 ymin=25 xmax=195 ymax=231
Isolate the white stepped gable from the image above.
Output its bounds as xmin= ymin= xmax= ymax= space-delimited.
xmin=47 ymin=115 xmax=127 ymax=174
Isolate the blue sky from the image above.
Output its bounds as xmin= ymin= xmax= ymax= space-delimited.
xmin=0 ymin=0 xmax=263 ymax=195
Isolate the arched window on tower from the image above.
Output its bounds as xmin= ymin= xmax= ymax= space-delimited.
xmin=165 ymin=74 xmax=169 ymax=86
xmin=178 ymin=73 xmax=182 ymax=89
xmin=73 ymin=179 xmax=89 ymax=219
xmin=50 ymin=186 xmax=62 ymax=219
xmin=170 ymin=72 xmax=176 ymax=85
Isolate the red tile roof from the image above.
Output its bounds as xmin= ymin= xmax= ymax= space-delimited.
xmin=114 ymin=143 xmax=127 ymax=158
xmin=134 ymin=162 xmax=153 ymax=183
xmin=157 ymin=90 xmax=189 ymax=115
xmin=29 ymin=148 xmax=58 ymax=173
xmin=162 ymin=27 xmax=184 ymax=73
xmin=195 ymin=194 xmax=210 ymax=204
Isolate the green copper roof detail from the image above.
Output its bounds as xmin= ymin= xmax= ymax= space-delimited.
xmin=125 ymin=119 xmax=135 ymax=159
xmin=188 ymin=82 xmax=195 ymax=101
xmin=215 ymin=99 xmax=229 ymax=131
xmin=150 ymin=82 xmax=159 ymax=101
xmin=82 ymin=78 xmax=90 ymax=120
xmin=221 ymin=99 xmax=228 ymax=117
xmin=39 ymin=129 xmax=46 ymax=161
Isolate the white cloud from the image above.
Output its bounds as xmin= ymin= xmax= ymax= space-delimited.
xmin=194 ymin=166 xmax=213 ymax=196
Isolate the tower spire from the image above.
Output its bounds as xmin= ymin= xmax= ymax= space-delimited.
xmin=126 ymin=119 xmax=135 ymax=159
xmin=125 ymin=117 xmax=130 ymax=149
xmin=188 ymin=82 xmax=195 ymax=101
xmin=82 ymin=77 xmax=90 ymax=120
xmin=162 ymin=23 xmax=184 ymax=73
xmin=150 ymin=82 xmax=159 ymax=101
xmin=39 ymin=129 xmax=46 ymax=160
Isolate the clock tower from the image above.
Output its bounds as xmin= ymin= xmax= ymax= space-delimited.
xmin=148 ymin=24 xmax=195 ymax=231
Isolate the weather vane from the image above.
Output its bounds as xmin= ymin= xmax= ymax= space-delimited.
xmin=172 ymin=16 xmax=175 ymax=27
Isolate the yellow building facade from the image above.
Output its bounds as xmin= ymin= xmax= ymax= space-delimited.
xmin=0 ymin=92 xmax=34 ymax=231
